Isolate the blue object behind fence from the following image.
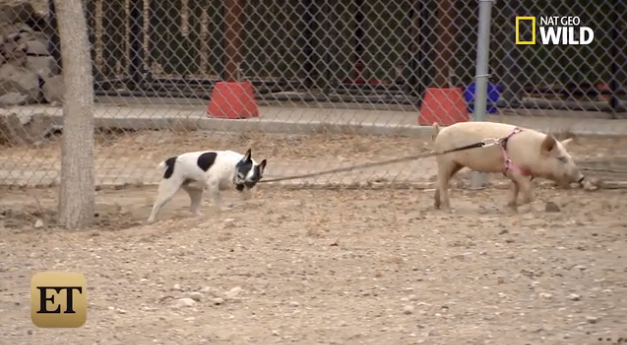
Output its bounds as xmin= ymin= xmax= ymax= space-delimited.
xmin=464 ymin=83 xmax=501 ymax=114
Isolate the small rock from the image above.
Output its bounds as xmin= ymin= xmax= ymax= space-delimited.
xmin=224 ymin=286 xmax=242 ymax=299
xmin=545 ymin=201 xmax=561 ymax=213
xmin=212 ymin=298 xmax=225 ymax=305
xmin=173 ymin=298 xmax=196 ymax=308
xmin=539 ymin=292 xmax=553 ymax=299
xmin=34 ymin=219 xmax=44 ymax=228
xmin=288 ymin=301 xmax=300 ymax=307
xmin=271 ymin=330 xmax=280 ymax=336
xmin=172 ymin=284 xmax=182 ymax=291
xmin=200 ymin=286 xmax=212 ymax=292
xmin=567 ymin=293 xmax=582 ymax=301
xmin=408 ymin=294 xmax=419 ymax=301
xmin=586 ymin=316 xmax=599 ymax=324
xmin=189 ymin=292 xmax=203 ymax=302
xmin=582 ymin=178 xmax=598 ymax=191
xmin=116 ymin=308 xmax=127 ymax=314
xmin=402 ymin=305 xmax=415 ymax=315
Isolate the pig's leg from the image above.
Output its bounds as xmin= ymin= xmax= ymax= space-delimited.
xmin=434 ymin=160 xmax=463 ymax=210
xmin=507 ymin=173 xmax=534 ymax=212
xmin=517 ymin=176 xmax=534 ymax=206
xmin=506 ymin=180 xmax=520 ymax=211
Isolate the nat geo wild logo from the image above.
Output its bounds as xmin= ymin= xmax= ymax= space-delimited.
xmin=30 ymin=271 xmax=87 ymax=328
xmin=516 ymin=16 xmax=595 ymax=45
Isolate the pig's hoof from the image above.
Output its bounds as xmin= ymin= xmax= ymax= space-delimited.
xmin=506 ymin=202 xmax=518 ymax=213
xmin=434 ymin=204 xmax=451 ymax=211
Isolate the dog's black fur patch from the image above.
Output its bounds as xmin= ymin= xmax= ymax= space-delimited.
xmin=163 ymin=156 xmax=177 ymax=179
xmin=197 ymin=151 xmax=218 ymax=172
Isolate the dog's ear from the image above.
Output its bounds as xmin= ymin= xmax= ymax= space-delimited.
xmin=242 ymin=148 xmax=252 ymax=162
xmin=259 ymin=159 xmax=267 ymax=175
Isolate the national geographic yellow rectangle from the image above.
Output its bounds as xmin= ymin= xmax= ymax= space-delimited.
xmin=515 ymin=16 xmax=536 ymax=45
xmin=31 ymin=272 xmax=87 ymax=328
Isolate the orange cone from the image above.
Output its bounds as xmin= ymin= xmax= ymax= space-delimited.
xmin=207 ymin=81 xmax=259 ymax=119
xmin=418 ymin=87 xmax=468 ymax=125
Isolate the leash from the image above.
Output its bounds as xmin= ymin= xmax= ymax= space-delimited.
xmin=260 ymin=138 xmax=501 ymax=183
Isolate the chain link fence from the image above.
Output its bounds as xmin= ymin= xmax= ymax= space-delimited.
xmin=0 ymin=0 xmax=626 ymax=189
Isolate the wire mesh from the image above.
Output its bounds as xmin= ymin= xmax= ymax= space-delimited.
xmin=0 ymin=0 xmax=625 ymax=189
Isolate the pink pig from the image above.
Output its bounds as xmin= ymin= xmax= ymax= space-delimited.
xmin=431 ymin=121 xmax=586 ymax=211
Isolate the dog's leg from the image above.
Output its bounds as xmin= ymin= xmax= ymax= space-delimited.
xmin=239 ymin=188 xmax=251 ymax=201
xmin=182 ymin=185 xmax=203 ymax=217
xmin=147 ymin=178 xmax=182 ymax=223
xmin=207 ymin=182 xmax=226 ymax=212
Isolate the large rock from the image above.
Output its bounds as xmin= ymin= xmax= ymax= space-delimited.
xmin=0 ymin=63 xmax=41 ymax=104
xmin=0 ymin=111 xmax=56 ymax=146
xmin=0 ymin=6 xmax=58 ymax=106
xmin=25 ymin=38 xmax=48 ymax=55
xmin=41 ymin=74 xmax=64 ymax=104
xmin=1 ymin=39 xmax=28 ymax=66
xmin=0 ymin=3 xmax=49 ymax=33
xmin=6 ymin=30 xmax=47 ymax=55
xmin=0 ymin=91 xmax=29 ymax=106
xmin=26 ymin=56 xmax=57 ymax=78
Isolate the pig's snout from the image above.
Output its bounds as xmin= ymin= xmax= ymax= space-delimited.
xmin=571 ymin=169 xmax=586 ymax=185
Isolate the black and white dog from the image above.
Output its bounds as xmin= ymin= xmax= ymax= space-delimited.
xmin=146 ymin=148 xmax=267 ymax=223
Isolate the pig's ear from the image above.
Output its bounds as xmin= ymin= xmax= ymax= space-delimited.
xmin=560 ymin=138 xmax=573 ymax=148
xmin=540 ymin=134 xmax=557 ymax=155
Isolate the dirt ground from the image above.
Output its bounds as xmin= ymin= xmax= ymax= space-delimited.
xmin=0 ymin=184 xmax=626 ymax=345
xmin=1 ymin=131 xmax=627 ymax=344
xmin=2 ymin=130 xmax=627 ymax=186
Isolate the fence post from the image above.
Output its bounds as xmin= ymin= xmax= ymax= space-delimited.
xmin=223 ymin=0 xmax=242 ymax=82
xmin=470 ymin=0 xmax=494 ymax=189
xmin=48 ymin=0 xmax=62 ymax=73
xmin=128 ymin=0 xmax=145 ymax=91
xmin=608 ymin=0 xmax=626 ymax=117
xmin=500 ymin=0 xmax=522 ymax=107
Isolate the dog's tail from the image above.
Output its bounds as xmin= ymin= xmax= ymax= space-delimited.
xmin=431 ymin=122 xmax=440 ymax=142
xmin=157 ymin=156 xmax=177 ymax=173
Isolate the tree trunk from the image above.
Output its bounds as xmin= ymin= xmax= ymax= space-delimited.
xmin=432 ymin=0 xmax=456 ymax=88
xmin=55 ymin=0 xmax=95 ymax=229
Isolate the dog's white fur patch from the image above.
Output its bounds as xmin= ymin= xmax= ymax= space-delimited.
xmin=147 ymin=149 xmax=267 ymax=223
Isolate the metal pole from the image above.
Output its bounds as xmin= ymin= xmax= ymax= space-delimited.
xmin=470 ymin=0 xmax=495 ymax=189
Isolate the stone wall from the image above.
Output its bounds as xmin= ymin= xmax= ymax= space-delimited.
xmin=0 ymin=2 xmax=63 ymax=107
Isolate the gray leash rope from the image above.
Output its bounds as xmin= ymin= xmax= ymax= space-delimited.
xmin=260 ymin=138 xmax=501 ymax=184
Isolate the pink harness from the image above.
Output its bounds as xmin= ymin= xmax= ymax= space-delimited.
xmin=500 ymin=127 xmax=533 ymax=178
